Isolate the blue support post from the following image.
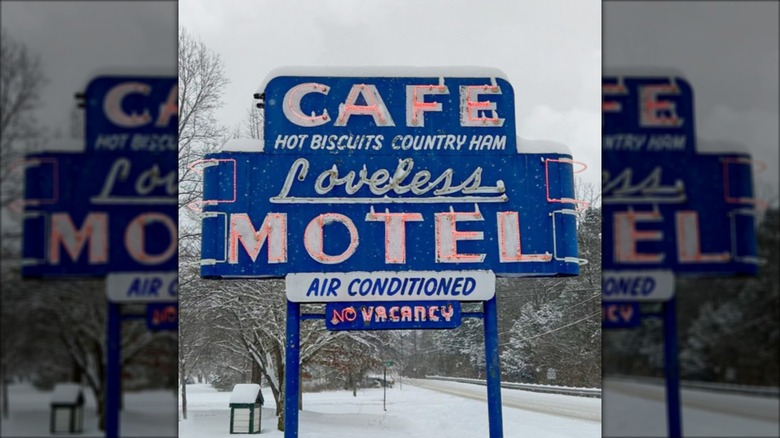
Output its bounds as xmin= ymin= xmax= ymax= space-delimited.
xmin=484 ymin=296 xmax=504 ymax=438
xmin=663 ymin=297 xmax=683 ymax=437
xmin=285 ymin=301 xmax=301 ymax=438
xmin=106 ymin=301 xmax=121 ymax=438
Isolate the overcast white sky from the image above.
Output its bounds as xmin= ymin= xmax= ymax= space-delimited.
xmin=604 ymin=1 xmax=779 ymax=207
xmin=1 ymin=1 xmax=177 ymax=145
xmin=0 ymin=1 xmax=176 ymax=236
xmin=178 ymin=0 xmax=603 ymax=189
xmin=3 ymin=2 xmax=776 ymax=205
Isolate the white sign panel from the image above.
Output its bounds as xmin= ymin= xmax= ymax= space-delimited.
xmin=602 ymin=270 xmax=675 ymax=302
xmin=106 ymin=271 xmax=178 ymax=303
xmin=286 ymin=270 xmax=495 ymax=303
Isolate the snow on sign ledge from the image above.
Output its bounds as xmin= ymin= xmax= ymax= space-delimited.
xmin=229 ymin=383 xmax=261 ymax=404
xmin=33 ymin=139 xmax=85 ymax=153
xmin=517 ymin=137 xmax=571 ymax=155
xmin=259 ymin=65 xmax=510 ymax=93
xmin=222 ymin=138 xmax=264 ymax=152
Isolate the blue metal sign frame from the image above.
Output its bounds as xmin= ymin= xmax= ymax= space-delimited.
xmin=325 ymin=301 xmax=461 ymax=330
xmin=285 ymin=296 xmax=503 ymax=437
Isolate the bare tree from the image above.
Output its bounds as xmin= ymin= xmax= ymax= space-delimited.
xmin=0 ymin=27 xmax=46 ymax=155
xmin=0 ymin=27 xmax=47 ymax=420
xmin=177 ymin=27 xmax=229 ymax=211
xmin=177 ymin=27 xmax=230 ymax=422
xmin=178 ymin=302 xmax=216 ymax=420
xmin=0 ymin=28 xmax=47 ymax=241
xmin=243 ymin=106 xmax=263 ymax=139
xmin=187 ymin=278 xmax=388 ymax=431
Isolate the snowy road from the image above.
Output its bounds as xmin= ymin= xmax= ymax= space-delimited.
xmin=604 ymin=377 xmax=780 ymax=437
xmin=408 ymin=378 xmax=601 ymax=422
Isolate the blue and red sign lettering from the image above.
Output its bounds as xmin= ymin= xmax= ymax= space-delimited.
xmin=146 ymin=302 xmax=178 ymax=331
xmin=603 ymin=76 xmax=695 ymax=154
xmin=326 ymin=301 xmax=461 ymax=331
xmin=602 ymin=302 xmax=641 ymax=329
xmin=262 ymin=71 xmax=518 ymax=156
xmin=286 ymin=271 xmax=495 ymax=303
xmin=85 ymin=76 xmax=177 ymax=154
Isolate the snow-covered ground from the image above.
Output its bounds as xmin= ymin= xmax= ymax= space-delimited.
xmin=603 ymin=377 xmax=780 ymax=437
xmin=0 ymin=383 xmax=177 ymax=437
xmin=9 ymin=377 xmax=775 ymax=437
xmin=179 ymin=379 xmax=600 ymax=437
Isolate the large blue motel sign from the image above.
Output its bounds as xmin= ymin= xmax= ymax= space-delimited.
xmin=199 ymin=67 xmax=584 ymax=438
